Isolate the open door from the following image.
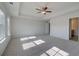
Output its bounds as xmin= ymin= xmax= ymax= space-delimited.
xmin=69 ymin=17 xmax=78 ymax=41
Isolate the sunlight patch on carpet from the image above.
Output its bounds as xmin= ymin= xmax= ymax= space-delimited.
xmin=20 ymin=36 xmax=37 ymax=41
xmin=22 ymin=42 xmax=36 ymax=50
xmin=40 ymin=46 xmax=69 ymax=56
xmin=33 ymin=40 xmax=45 ymax=45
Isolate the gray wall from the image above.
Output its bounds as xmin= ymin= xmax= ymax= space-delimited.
xmin=11 ymin=16 xmax=49 ymax=38
xmin=50 ymin=9 xmax=79 ymax=40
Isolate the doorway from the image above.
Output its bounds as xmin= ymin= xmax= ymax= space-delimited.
xmin=69 ymin=17 xmax=79 ymax=41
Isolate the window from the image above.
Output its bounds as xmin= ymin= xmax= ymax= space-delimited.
xmin=0 ymin=9 xmax=5 ymax=41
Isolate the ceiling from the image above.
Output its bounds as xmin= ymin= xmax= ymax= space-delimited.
xmin=2 ymin=2 xmax=79 ymax=20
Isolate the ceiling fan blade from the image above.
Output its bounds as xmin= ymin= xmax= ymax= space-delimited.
xmin=37 ymin=12 xmax=41 ymax=13
xmin=36 ymin=8 xmax=42 ymax=11
xmin=44 ymin=12 xmax=46 ymax=15
xmin=46 ymin=11 xmax=52 ymax=13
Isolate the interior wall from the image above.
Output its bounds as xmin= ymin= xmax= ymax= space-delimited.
xmin=50 ymin=9 xmax=79 ymax=40
xmin=50 ymin=16 xmax=69 ymax=40
xmin=71 ymin=18 xmax=78 ymax=30
xmin=45 ymin=22 xmax=49 ymax=34
xmin=11 ymin=16 xmax=49 ymax=38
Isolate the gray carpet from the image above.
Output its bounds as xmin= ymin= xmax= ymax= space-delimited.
xmin=2 ymin=35 xmax=79 ymax=56
xmin=70 ymin=36 xmax=78 ymax=41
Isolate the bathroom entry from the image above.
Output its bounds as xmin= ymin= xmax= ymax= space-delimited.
xmin=69 ymin=17 xmax=78 ymax=41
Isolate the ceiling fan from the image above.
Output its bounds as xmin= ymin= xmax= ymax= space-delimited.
xmin=36 ymin=5 xmax=52 ymax=15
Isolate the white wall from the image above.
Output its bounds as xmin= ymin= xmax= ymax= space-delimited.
xmin=50 ymin=9 xmax=79 ymax=40
xmin=11 ymin=16 xmax=49 ymax=38
xmin=45 ymin=22 xmax=49 ymax=34
xmin=0 ymin=3 xmax=11 ymax=55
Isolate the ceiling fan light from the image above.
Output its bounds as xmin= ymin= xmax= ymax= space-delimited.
xmin=42 ymin=11 xmax=46 ymax=14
